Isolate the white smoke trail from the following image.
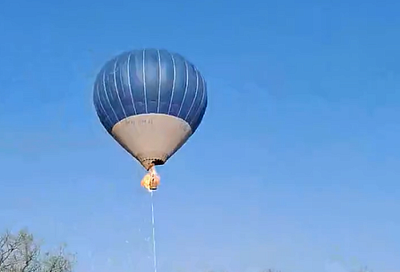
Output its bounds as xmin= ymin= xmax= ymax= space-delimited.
xmin=150 ymin=191 xmax=157 ymax=272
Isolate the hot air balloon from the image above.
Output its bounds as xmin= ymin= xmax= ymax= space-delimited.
xmin=93 ymin=48 xmax=208 ymax=191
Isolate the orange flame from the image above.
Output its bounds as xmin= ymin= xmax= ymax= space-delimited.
xmin=140 ymin=167 xmax=160 ymax=192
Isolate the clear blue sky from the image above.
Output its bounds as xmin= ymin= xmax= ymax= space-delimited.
xmin=1 ymin=0 xmax=399 ymax=271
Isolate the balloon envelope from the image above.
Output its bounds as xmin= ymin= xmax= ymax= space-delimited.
xmin=93 ymin=49 xmax=208 ymax=169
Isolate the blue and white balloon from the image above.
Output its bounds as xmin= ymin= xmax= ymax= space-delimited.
xmin=93 ymin=48 xmax=208 ymax=170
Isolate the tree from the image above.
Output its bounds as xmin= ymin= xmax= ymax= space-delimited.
xmin=0 ymin=229 xmax=75 ymax=272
